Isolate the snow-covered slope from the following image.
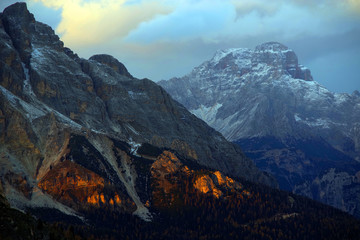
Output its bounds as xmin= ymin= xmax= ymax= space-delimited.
xmin=159 ymin=42 xmax=360 ymax=217
xmin=160 ymin=42 xmax=359 ymax=151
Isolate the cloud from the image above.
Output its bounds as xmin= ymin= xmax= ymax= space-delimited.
xmin=27 ymin=0 xmax=360 ymax=48
xmin=30 ymin=0 xmax=171 ymax=47
xmin=125 ymin=0 xmax=360 ymax=46
xmin=21 ymin=0 xmax=360 ymax=92
xmin=231 ymin=0 xmax=280 ymax=18
xmin=231 ymin=0 xmax=360 ymax=23
xmin=126 ymin=0 xmax=236 ymax=43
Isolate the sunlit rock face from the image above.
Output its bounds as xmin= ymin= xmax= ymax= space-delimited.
xmin=193 ymin=170 xmax=243 ymax=198
xmin=212 ymin=170 xmax=242 ymax=190
xmin=0 ymin=2 xmax=277 ymax=223
xmin=151 ymin=151 xmax=186 ymax=176
xmin=150 ymin=151 xmax=191 ymax=197
xmin=159 ymin=42 xmax=360 ymax=217
xmin=38 ymin=160 xmax=124 ymax=208
xmin=151 ymin=150 xmax=250 ymax=204
xmin=194 ymin=175 xmax=222 ymax=198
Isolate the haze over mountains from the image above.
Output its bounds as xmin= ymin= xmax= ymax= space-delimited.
xmin=1 ymin=3 xmax=360 ymax=239
xmin=159 ymin=42 xmax=360 ymax=217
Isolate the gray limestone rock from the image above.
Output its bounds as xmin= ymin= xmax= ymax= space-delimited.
xmin=90 ymin=54 xmax=133 ymax=78
xmin=0 ymin=2 xmax=277 ymax=220
xmin=159 ymin=42 xmax=360 ymax=217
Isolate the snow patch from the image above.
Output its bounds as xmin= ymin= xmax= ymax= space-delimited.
xmin=128 ymin=138 xmax=141 ymax=156
xmin=31 ymin=46 xmax=48 ymax=68
xmin=128 ymin=90 xmax=135 ymax=98
xmin=252 ymin=63 xmax=271 ymax=77
xmin=305 ymin=118 xmax=332 ymax=128
xmin=211 ymin=48 xmax=250 ymax=64
xmin=293 ymin=113 xmax=343 ymax=129
xmin=191 ymin=103 xmax=222 ymax=125
xmin=294 ymin=114 xmax=301 ymax=122
xmin=259 ymin=48 xmax=293 ymax=54
xmin=334 ymin=93 xmax=351 ymax=104
xmin=31 ymin=47 xmax=44 ymax=59
xmin=22 ymin=63 xmax=36 ymax=98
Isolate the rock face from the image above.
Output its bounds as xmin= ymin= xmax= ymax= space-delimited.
xmin=159 ymin=42 xmax=360 ymax=217
xmin=294 ymin=168 xmax=360 ymax=218
xmin=0 ymin=3 xmax=276 ymax=223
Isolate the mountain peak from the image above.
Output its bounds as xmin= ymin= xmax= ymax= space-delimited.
xmin=2 ymin=2 xmax=35 ymax=24
xmin=89 ymin=54 xmax=133 ymax=78
xmin=210 ymin=41 xmax=291 ymax=65
xmin=201 ymin=42 xmax=313 ymax=82
xmin=353 ymin=90 xmax=360 ymax=97
xmin=255 ymin=42 xmax=289 ymax=52
xmin=253 ymin=42 xmax=314 ymax=81
xmin=0 ymin=3 xmax=278 ymax=224
xmin=1 ymin=2 xmax=36 ymax=65
xmin=159 ymin=42 xmax=360 ymax=219
xmin=1 ymin=2 xmax=64 ymax=67
xmin=160 ymin=41 xmax=348 ymax=142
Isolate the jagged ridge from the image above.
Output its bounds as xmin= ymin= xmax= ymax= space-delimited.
xmin=0 ymin=2 xmax=276 ymax=223
xmin=159 ymin=42 xmax=360 ymax=217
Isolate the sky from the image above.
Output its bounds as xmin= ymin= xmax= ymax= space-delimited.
xmin=1 ymin=0 xmax=360 ymax=93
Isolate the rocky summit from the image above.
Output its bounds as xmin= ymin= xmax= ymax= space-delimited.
xmin=0 ymin=2 xmax=277 ymax=224
xmin=159 ymin=42 xmax=360 ymax=217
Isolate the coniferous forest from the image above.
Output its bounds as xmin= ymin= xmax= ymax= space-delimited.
xmin=2 ymin=155 xmax=360 ymax=240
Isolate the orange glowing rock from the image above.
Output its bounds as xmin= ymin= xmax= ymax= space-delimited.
xmin=182 ymin=166 xmax=192 ymax=175
xmin=213 ymin=171 xmax=226 ymax=185
xmin=109 ymin=198 xmax=114 ymax=205
xmin=212 ymin=188 xmax=223 ymax=198
xmin=194 ymin=175 xmax=213 ymax=194
xmin=151 ymin=151 xmax=185 ymax=196
xmin=194 ymin=175 xmax=222 ymax=198
xmin=114 ymin=194 xmax=121 ymax=205
xmin=100 ymin=193 xmax=106 ymax=204
xmin=151 ymin=151 xmax=183 ymax=176
xmin=212 ymin=170 xmax=242 ymax=190
xmin=38 ymin=160 xmax=107 ymax=206
xmin=87 ymin=193 xmax=99 ymax=205
xmin=193 ymin=171 xmax=244 ymax=198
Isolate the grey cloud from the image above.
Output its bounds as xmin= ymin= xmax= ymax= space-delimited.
xmin=286 ymin=29 xmax=360 ymax=63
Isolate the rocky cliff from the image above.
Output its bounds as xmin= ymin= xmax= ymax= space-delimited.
xmin=0 ymin=2 xmax=277 ymax=223
xmin=159 ymin=42 xmax=360 ymax=217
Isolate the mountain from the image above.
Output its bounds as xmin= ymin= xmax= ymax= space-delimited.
xmin=1 ymin=3 xmax=360 ymax=239
xmin=0 ymin=2 xmax=276 ymax=220
xmin=159 ymin=42 xmax=360 ymax=217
